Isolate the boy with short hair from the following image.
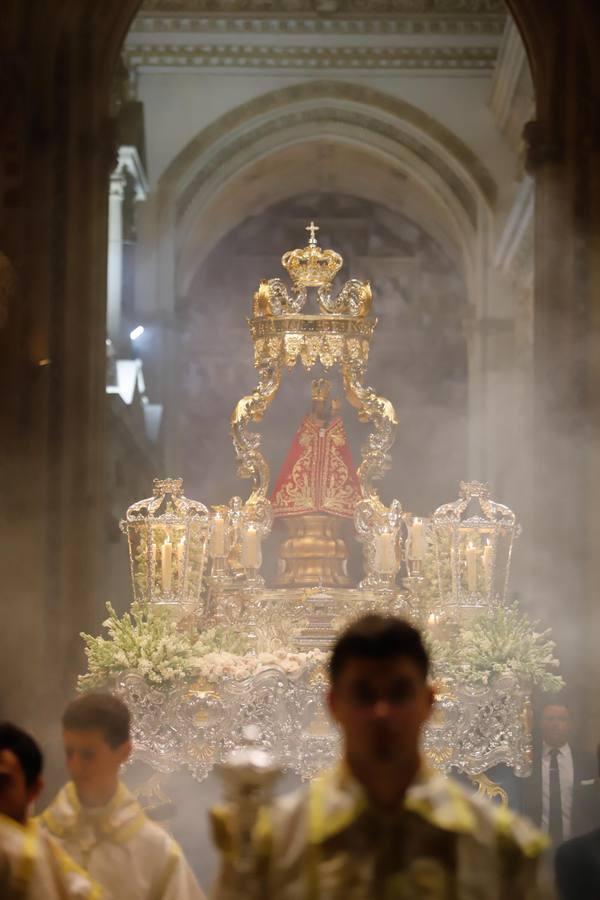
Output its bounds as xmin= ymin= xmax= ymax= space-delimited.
xmin=41 ymin=692 xmax=205 ymax=900
xmin=0 ymin=721 xmax=100 ymax=898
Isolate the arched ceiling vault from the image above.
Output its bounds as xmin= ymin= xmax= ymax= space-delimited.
xmin=159 ymin=81 xmax=496 ymax=298
xmin=179 ymin=137 xmax=476 ymax=299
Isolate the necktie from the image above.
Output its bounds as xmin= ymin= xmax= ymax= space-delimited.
xmin=549 ymin=748 xmax=563 ymax=842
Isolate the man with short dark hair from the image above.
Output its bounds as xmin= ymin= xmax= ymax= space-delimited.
xmin=0 ymin=722 xmax=100 ymax=898
xmin=211 ymin=614 xmax=552 ymax=899
xmin=40 ymin=692 xmax=205 ymax=899
xmin=523 ymin=699 xmax=598 ymax=844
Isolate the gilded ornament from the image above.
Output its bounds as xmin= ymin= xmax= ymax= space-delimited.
xmin=79 ymin=224 xmax=560 ymax=792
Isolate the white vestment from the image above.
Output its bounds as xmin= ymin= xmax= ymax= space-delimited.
xmin=0 ymin=811 xmax=100 ymax=899
xmin=40 ymin=781 xmax=205 ymax=900
xmin=211 ymin=763 xmax=555 ymax=900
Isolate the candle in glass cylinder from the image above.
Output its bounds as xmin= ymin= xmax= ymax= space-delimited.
xmin=241 ymin=525 xmax=260 ymax=568
xmin=482 ymin=540 xmax=492 ymax=582
xmin=450 ymin=545 xmax=457 ymax=573
xmin=374 ymin=531 xmax=396 ymax=574
xmin=466 ymin=542 xmax=478 ymax=593
xmin=161 ymin=536 xmax=173 ymax=593
xmin=410 ymin=518 xmax=425 ymax=560
xmin=211 ymin=514 xmax=226 ymax=557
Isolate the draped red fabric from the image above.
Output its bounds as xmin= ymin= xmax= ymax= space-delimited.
xmin=271 ymin=415 xmax=361 ymax=519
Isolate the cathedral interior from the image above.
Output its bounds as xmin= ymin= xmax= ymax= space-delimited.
xmin=2 ymin=0 xmax=600 ymax=879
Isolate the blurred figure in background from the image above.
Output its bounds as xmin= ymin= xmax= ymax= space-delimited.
xmin=0 ymin=721 xmax=99 ymax=898
xmin=523 ymin=699 xmax=598 ymax=845
xmin=40 ymin=692 xmax=205 ymax=899
xmin=211 ymin=614 xmax=552 ymax=899
xmin=554 ymin=743 xmax=600 ymax=900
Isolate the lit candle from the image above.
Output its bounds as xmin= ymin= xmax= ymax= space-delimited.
xmin=427 ymin=612 xmax=440 ymax=630
xmin=482 ymin=540 xmax=492 ymax=581
xmin=411 ymin=518 xmax=425 ymax=560
xmin=211 ymin=513 xmax=226 ymax=557
xmin=450 ymin=546 xmax=457 ymax=573
xmin=466 ymin=542 xmax=478 ymax=593
xmin=241 ymin=525 xmax=260 ymax=569
xmin=161 ymin=536 xmax=173 ymax=594
xmin=374 ymin=531 xmax=396 ymax=574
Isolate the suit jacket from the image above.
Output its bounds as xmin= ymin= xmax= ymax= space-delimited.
xmin=522 ymin=745 xmax=599 ymax=839
xmin=555 ymin=827 xmax=600 ymax=900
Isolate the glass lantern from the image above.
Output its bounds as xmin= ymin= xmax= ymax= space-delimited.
xmin=120 ymin=477 xmax=210 ymax=616
xmin=431 ymin=481 xmax=520 ymax=618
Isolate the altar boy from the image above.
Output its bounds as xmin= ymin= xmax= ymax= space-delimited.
xmin=0 ymin=721 xmax=100 ymax=898
xmin=40 ymin=692 xmax=205 ymax=900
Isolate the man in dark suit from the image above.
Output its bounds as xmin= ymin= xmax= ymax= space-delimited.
xmin=555 ymin=745 xmax=600 ymax=900
xmin=523 ymin=700 xmax=598 ymax=844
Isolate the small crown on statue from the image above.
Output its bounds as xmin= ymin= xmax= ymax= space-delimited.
xmin=311 ymin=378 xmax=331 ymax=404
xmin=281 ymin=222 xmax=343 ymax=289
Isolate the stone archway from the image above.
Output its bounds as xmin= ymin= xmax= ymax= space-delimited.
xmin=149 ymin=79 xmax=497 ymax=298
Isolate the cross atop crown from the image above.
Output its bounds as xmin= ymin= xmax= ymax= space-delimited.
xmin=306 ymin=221 xmax=319 ymax=247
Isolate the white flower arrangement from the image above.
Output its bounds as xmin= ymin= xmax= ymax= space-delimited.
xmin=435 ymin=602 xmax=564 ymax=692
xmin=79 ymin=602 xmax=200 ymax=690
xmin=79 ymin=603 xmax=326 ymax=690
xmin=193 ymin=648 xmax=327 ymax=681
xmin=80 ymin=596 xmax=562 ymax=696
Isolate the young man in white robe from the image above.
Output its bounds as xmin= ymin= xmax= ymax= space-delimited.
xmin=40 ymin=692 xmax=205 ymax=900
xmin=0 ymin=721 xmax=100 ymax=898
xmin=211 ymin=615 xmax=554 ymax=899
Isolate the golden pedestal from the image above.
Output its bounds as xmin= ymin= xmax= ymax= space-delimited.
xmin=274 ymin=514 xmax=353 ymax=588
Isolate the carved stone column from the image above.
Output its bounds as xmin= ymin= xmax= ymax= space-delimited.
xmin=584 ymin=91 xmax=600 ymax=742
xmin=522 ymin=31 xmax=599 ymax=734
xmin=0 ymin=6 xmax=120 ymax=737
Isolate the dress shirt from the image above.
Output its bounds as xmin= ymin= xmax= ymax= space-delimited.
xmin=542 ymin=741 xmax=574 ymax=839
